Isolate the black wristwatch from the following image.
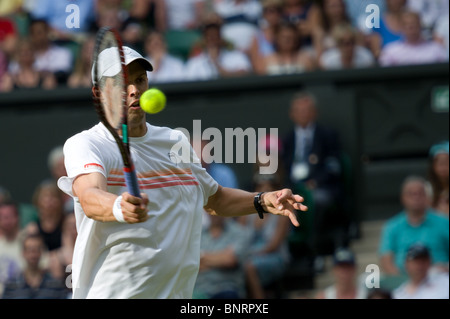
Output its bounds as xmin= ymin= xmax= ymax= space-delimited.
xmin=254 ymin=192 xmax=267 ymax=219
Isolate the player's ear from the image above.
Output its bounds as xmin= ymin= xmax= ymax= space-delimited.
xmin=92 ymin=86 xmax=100 ymax=98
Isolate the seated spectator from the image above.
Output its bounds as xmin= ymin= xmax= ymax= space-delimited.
xmin=29 ymin=0 xmax=95 ymax=41
xmin=379 ymin=11 xmax=447 ymax=66
xmin=27 ymin=19 xmax=73 ymax=84
xmin=193 ymin=214 xmax=250 ymax=299
xmin=67 ymin=36 xmax=95 ymax=89
xmin=46 ymin=145 xmax=73 ymax=214
xmin=379 ymin=176 xmax=449 ymax=276
xmin=2 ymin=234 xmax=67 ymax=299
xmin=315 ymin=247 xmax=368 ymax=299
xmin=433 ymin=13 xmax=449 ymax=60
xmin=26 ymin=181 xmax=65 ymax=252
xmin=311 ymin=0 xmax=361 ymax=60
xmin=0 ymin=16 xmax=18 ymax=58
xmin=0 ymin=201 xmax=25 ymax=297
xmin=426 ymin=141 xmax=449 ymax=216
xmin=281 ymin=0 xmax=316 ymax=47
xmin=319 ymin=23 xmax=376 ymax=70
xmin=185 ymin=14 xmax=252 ymax=81
xmin=121 ymin=18 xmax=146 ymax=54
xmin=405 ymin=0 xmax=444 ymax=38
xmin=164 ymin=0 xmax=204 ymax=31
xmin=239 ymin=173 xmax=292 ymax=299
xmin=392 ymin=243 xmax=449 ymax=299
xmin=212 ymin=0 xmax=263 ymax=52
xmin=48 ymin=213 xmax=76 ymax=289
xmin=263 ymin=22 xmax=315 ymax=75
xmin=129 ymin=0 xmax=167 ymax=31
xmin=366 ymin=0 xmax=407 ymax=59
xmin=247 ymin=0 xmax=284 ymax=74
xmin=144 ymin=31 xmax=186 ymax=84
xmin=0 ymin=38 xmax=56 ymax=92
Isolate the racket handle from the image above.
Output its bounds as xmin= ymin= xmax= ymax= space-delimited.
xmin=124 ymin=167 xmax=141 ymax=198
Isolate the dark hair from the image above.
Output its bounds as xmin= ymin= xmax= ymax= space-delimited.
xmin=273 ymin=21 xmax=302 ymax=52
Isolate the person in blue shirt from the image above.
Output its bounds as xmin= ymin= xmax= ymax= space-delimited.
xmin=379 ymin=175 xmax=449 ymax=275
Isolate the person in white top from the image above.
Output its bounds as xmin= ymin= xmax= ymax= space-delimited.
xmin=57 ymin=46 xmax=307 ymax=299
xmin=379 ymin=11 xmax=447 ymax=67
xmin=393 ymin=243 xmax=449 ymax=299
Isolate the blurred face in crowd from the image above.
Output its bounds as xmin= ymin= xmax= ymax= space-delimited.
xmin=405 ymin=257 xmax=430 ymax=283
xmin=386 ymin=0 xmax=407 ymax=12
xmin=337 ymin=31 xmax=356 ymax=58
xmin=23 ymin=236 xmax=44 ymax=269
xmin=402 ymin=13 xmax=422 ymax=43
xmin=401 ymin=180 xmax=428 ymax=214
xmin=34 ymin=183 xmax=64 ymax=219
xmin=263 ymin=4 xmax=283 ymax=27
xmin=333 ymin=263 xmax=356 ymax=285
xmin=204 ymin=25 xmax=222 ymax=49
xmin=17 ymin=41 xmax=35 ymax=68
xmin=433 ymin=153 xmax=449 ymax=183
xmin=324 ymin=0 xmax=346 ymax=21
xmin=145 ymin=32 xmax=167 ymax=56
xmin=29 ymin=21 xmax=49 ymax=49
xmin=0 ymin=204 xmax=19 ymax=239
xmin=289 ymin=96 xmax=317 ymax=128
xmin=275 ymin=24 xmax=300 ymax=53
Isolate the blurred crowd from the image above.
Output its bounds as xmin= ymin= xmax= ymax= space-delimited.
xmin=0 ymin=86 xmax=448 ymax=299
xmin=0 ymin=0 xmax=449 ymax=92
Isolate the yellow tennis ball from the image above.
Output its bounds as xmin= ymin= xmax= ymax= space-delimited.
xmin=140 ymin=88 xmax=166 ymax=114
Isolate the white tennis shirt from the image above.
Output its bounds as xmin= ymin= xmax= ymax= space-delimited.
xmin=58 ymin=122 xmax=218 ymax=299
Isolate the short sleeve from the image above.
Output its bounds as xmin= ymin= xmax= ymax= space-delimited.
xmin=57 ymin=133 xmax=106 ymax=197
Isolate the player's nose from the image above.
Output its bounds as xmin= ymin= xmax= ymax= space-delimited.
xmin=127 ymin=83 xmax=140 ymax=99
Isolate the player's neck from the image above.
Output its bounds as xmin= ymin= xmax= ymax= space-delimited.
xmin=126 ymin=123 xmax=148 ymax=138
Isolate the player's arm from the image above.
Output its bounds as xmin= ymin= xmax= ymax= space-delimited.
xmin=204 ymin=186 xmax=307 ymax=227
xmin=72 ymin=172 xmax=149 ymax=223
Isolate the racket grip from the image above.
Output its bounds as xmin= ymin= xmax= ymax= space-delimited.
xmin=124 ymin=167 xmax=141 ymax=197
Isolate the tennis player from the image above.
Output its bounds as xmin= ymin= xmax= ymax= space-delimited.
xmin=57 ymin=46 xmax=307 ymax=299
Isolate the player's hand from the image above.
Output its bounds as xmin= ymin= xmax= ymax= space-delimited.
xmin=261 ymin=189 xmax=308 ymax=227
xmin=120 ymin=192 xmax=149 ymax=223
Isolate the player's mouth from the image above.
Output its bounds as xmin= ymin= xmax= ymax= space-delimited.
xmin=129 ymin=101 xmax=141 ymax=110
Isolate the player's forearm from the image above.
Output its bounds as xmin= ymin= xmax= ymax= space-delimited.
xmin=78 ymin=187 xmax=118 ymax=223
xmin=205 ymin=186 xmax=258 ymax=218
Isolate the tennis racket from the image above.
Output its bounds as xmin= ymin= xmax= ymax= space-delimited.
xmin=92 ymin=26 xmax=141 ymax=197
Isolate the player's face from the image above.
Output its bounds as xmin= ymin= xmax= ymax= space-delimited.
xmin=126 ymin=61 xmax=149 ymax=124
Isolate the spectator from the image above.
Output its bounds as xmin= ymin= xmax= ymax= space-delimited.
xmin=426 ymin=141 xmax=449 ymax=216
xmin=239 ymin=173 xmax=292 ymax=299
xmin=164 ymin=0 xmax=204 ymax=31
xmin=121 ymin=18 xmax=146 ymax=54
xmin=433 ymin=13 xmax=449 ymax=60
xmin=379 ymin=11 xmax=447 ymax=66
xmin=28 ymin=19 xmax=73 ymax=84
xmin=405 ymin=0 xmax=445 ymax=37
xmin=0 ymin=202 xmax=25 ymax=297
xmin=311 ymin=0 xmax=359 ymax=60
xmin=46 ymin=145 xmax=73 ymax=214
xmin=29 ymin=0 xmax=95 ymax=41
xmin=367 ymin=0 xmax=406 ymax=59
xmin=2 ymin=234 xmax=67 ymax=299
xmin=144 ymin=31 xmax=187 ymax=84
xmin=128 ymin=0 xmax=167 ymax=31
xmin=67 ymin=36 xmax=96 ymax=89
xmin=392 ymin=243 xmax=449 ymax=299
xmin=212 ymin=0 xmax=263 ymax=52
xmin=281 ymin=0 xmax=316 ymax=47
xmin=185 ymin=13 xmax=252 ymax=81
xmin=263 ymin=22 xmax=315 ymax=75
xmin=283 ymin=91 xmax=344 ymax=272
xmin=315 ymin=247 xmax=368 ymax=299
xmin=26 ymin=181 xmax=65 ymax=252
xmin=319 ymin=23 xmax=376 ymax=70
xmin=48 ymin=213 xmax=76 ymax=291
xmin=247 ymin=0 xmax=284 ymax=74
xmin=379 ymin=176 xmax=449 ymax=276
xmin=0 ymin=16 xmax=18 ymax=58
xmin=0 ymin=38 xmax=56 ymax=92
xmin=193 ymin=214 xmax=250 ymax=299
